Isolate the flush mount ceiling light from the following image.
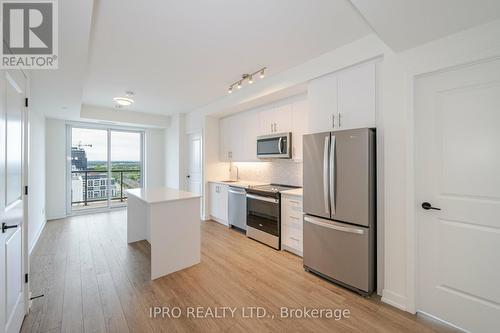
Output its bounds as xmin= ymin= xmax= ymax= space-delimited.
xmin=228 ymin=67 xmax=266 ymax=93
xmin=113 ymin=91 xmax=135 ymax=108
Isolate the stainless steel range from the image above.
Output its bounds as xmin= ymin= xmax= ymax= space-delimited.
xmin=246 ymin=184 xmax=300 ymax=249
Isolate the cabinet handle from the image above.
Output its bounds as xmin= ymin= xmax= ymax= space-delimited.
xmin=290 ymin=237 xmax=299 ymax=241
xmin=289 ymin=216 xmax=300 ymax=220
xmin=338 ymin=112 xmax=341 ymax=128
xmin=274 ymin=123 xmax=277 ymax=132
xmin=332 ymin=114 xmax=335 ymax=128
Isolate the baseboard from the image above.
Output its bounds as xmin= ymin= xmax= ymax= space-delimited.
xmin=46 ymin=214 xmax=66 ymax=221
xmin=29 ymin=219 xmax=47 ymax=256
xmin=209 ymin=216 xmax=229 ymax=226
xmin=381 ymin=289 xmax=407 ymax=311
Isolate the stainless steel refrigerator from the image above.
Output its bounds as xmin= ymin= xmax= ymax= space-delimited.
xmin=303 ymin=128 xmax=375 ymax=295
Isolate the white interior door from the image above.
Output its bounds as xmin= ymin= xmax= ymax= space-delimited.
xmin=415 ymin=58 xmax=500 ymax=332
xmin=0 ymin=70 xmax=27 ymax=333
xmin=186 ymin=133 xmax=202 ymax=194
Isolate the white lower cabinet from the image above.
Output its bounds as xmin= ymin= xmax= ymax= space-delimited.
xmin=209 ymin=182 xmax=228 ymax=225
xmin=281 ymin=195 xmax=303 ymax=256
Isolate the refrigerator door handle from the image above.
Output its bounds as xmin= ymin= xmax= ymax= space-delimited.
xmin=330 ymin=135 xmax=336 ymax=215
xmin=323 ymin=135 xmax=330 ymax=215
xmin=304 ymin=216 xmax=365 ymax=235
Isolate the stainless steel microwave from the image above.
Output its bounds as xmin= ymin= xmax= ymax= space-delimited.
xmin=256 ymin=133 xmax=291 ymax=159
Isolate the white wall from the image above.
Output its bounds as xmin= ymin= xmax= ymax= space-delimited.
xmin=145 ymin=128 xmax=166 ymax=188
xmin=28 ymin=109 xmax=46 ymax=253
xmin=165 ymin=113 xmax=185 ymax=189
xmin=45 ymin=118 xmax=67 ymax=220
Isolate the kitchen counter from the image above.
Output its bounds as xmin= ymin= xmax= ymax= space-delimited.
xmin=127 ymin=187 xmax=200 ymax=204
xmin=209 ymin=180 xmax=268 ymax=189
xmin=126 ymin=187 xmax=201 ymax=280
xmin=280 ymin=188 xmax=303 ymax=196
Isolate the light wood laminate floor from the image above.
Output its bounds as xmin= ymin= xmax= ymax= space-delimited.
xmin=21 ymin=210 xmax=457 ymax=332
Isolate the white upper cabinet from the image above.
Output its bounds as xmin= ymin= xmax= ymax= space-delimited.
xmin=307 ymin=62 xmax=376 ymax=133
xmin=337 ymin=62 xmax=376 ymax=130
xmin=220 ymin=110 xmax=259 ymax=162
xmin=258 ymin=104 xmax=292 ymax=135
xmin=307 ymin=72 xmax=338 ymax=134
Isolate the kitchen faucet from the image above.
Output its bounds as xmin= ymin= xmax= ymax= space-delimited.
xmin=230 ymin=164 xmax=239 ymax=181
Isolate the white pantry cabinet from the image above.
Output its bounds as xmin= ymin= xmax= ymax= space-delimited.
xmin=209 ymin=182 xmax=228 ymax=225
xmin=308 ymin=62 xmax=376 ymax=133
xmin=281 ymin=194 xmax=303 ymax=256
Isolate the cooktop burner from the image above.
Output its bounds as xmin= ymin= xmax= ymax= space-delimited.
xmin=247 ymin=184 xmax=301 ymax=197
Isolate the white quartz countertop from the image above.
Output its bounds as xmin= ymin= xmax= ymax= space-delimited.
xmin=280 ymin=188 xmax=303 ymax=196
xmin=209 ymin=180 xmax=269 ymax=189
xmin=127 ymin=187 xmax=201 ymax=204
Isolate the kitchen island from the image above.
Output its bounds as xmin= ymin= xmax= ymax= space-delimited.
xmin=127 ymin=187 xmax=201 ymax=280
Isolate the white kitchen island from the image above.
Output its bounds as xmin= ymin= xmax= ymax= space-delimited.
xmin=127 ymin=187 xmax=201 ymax=280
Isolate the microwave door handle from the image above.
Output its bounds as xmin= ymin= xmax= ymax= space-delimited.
xmin=278 ymin=137 xmax=283 ymax=154
xmin=330 ymin=135 xmax=336 ymax=215
xmin=323 ymin=135 xmax=330 ymax=215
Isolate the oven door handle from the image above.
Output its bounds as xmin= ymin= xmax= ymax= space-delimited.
xmin=246 ymin=194 xmax=278 ymax=203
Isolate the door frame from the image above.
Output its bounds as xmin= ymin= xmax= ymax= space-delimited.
xmin=185 ymin=131 xmax=203 ymax=216
xmin=65 ymin=121 xmax=145 ymax=215
xmin=405 ymin=51 xmax=500 ymax=314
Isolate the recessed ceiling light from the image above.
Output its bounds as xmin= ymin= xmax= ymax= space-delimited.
xmin=113 ymin=97 xmax=134 ymax=106
xmin=113 ymin=91 xmax=134 ymax=107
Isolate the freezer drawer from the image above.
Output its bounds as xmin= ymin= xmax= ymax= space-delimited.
xmin=303 ymin=215 xmax=374 ymax=294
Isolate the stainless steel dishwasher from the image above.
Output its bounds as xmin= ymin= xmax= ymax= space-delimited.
xmin=228 ymin=186 xmax=247 ymax=231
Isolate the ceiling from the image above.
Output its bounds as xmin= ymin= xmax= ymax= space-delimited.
xmin=350 ymin=0 xmax=500 ymax=51
xmin=30 ymin=0 xmax=500 ymax=119
xmin=82 ymin=0 xmax=371 ymax=115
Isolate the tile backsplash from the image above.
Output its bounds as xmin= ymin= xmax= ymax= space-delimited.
xmin=231 ymin=160 xmax=303 ymax=187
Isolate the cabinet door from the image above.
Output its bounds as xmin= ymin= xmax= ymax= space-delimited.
xmin=239 ymin=110 xmax=260 ymax=161
xmin=308 ymin=72 xmax=338 ymax=134
xmin=337 ymin=63 xmax=376 ymax=130
xmin=209 ymin=183 xmax=219 ymax=218
xmin=218 ymin=185 xmax=229 ymax=222
xmin=220 ymin=118 xmax=231 ymax=161
xmin=273 ymin=104 xmax=292 ymax=133
xmin=291 ymin=98 xmax=309 ymax=160
xmin=258 ymin=107 xmax=276 ymax=135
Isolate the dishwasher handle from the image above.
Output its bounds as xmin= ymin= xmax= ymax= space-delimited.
xmin=229 ymin=188 xmax=246 ymax=195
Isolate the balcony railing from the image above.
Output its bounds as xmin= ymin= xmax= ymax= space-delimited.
xmin=71 ymin=169 xmax=141 ymax=207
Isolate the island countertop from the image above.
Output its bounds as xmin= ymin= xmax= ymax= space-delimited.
xmin=127 ymin=187 xmax=201 ymax=204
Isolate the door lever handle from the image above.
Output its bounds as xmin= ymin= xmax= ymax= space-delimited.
xmin=421 ymin=202 xmax=441 ymax=211
xmin=2 ymin=222 xmax=19 ymax=233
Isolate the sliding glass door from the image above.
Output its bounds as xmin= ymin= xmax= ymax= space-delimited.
xmin=69 ymin=125 xmax=143 ymax=212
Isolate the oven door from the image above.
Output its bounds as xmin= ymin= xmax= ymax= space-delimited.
xmin=246 ymin=194 xmax=279 ymax=236
xmin=256 ymin=133 xmax=291 ymax=159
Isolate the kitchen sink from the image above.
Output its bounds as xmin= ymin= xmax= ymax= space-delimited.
xmin=221 ymin=180 xmax=238 ymax=183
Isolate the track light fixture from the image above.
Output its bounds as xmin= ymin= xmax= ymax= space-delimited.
xmin=228 ymin=67 xmax=266 ymax=93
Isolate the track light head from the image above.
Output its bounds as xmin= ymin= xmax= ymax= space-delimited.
xmin=259 ymin=69 xmax=265 ymax=79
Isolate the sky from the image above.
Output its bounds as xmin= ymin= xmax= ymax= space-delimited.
xmin=72 ymin=128 xmax=141 ymax=161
